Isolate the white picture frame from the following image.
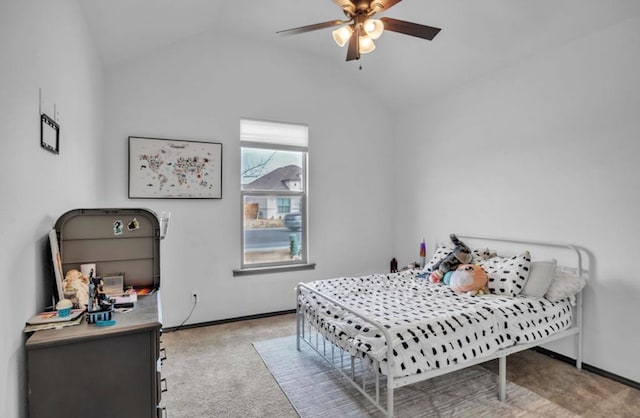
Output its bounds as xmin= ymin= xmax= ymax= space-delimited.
xmin=128 ymin=136 xmax=222 ymax=199
xmin=49 ymin=229 xmax=64 ymax=302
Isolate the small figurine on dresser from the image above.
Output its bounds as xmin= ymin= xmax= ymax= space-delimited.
xmin=87 ymin=270 xmax=115 ymax=324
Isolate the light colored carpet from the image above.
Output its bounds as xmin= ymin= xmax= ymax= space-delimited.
xmin=159 ymin=314 xmax=639 ymax=417
xmin=253 ymin=335 xmax=580 ymax=418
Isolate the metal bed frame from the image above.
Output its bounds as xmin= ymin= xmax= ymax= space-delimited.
xmin=296 ymin=235 xmax=584 ymax=417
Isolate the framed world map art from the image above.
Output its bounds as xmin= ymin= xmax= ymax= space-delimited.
xmin=128 ymin=136 xmax=223 ymax=199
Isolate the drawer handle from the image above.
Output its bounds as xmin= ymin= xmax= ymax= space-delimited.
xmin=160 ymin=347 xmax=167 ymax=363
xmin=161 ymin=377 xmax=168 ymax=393
xmin=157 ymin=405 xmax=167 ymax=418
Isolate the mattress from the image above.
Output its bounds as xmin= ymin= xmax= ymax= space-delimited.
xmin=298 ymin=270 xmax=573 ymax=378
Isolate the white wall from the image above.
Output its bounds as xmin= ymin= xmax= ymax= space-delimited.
xmin=392 ymin=16 xmax=640 ymax=382
xmin=3 ymin=6 xmax=638 ymax=417
xmin=0 ymin=1 xmax=104 ymax=417
xmin=101 ymin=31 xmax=396 ymax=327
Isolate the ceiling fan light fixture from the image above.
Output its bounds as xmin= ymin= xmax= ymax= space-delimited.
xmin=277 ymin=1 xmax=441 ymax=62
xmin=363 ymin=18 xmax=384 ymax=40
xmin=358 ymin=35 xmax=376 ymax=54
xmin=332 ymin=25 xmax=354 ymax=47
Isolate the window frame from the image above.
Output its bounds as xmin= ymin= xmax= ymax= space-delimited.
xmin=236 ymin=122 xmax=313 ymax=275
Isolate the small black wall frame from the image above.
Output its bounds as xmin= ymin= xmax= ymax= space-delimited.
xmin=41 ymin=113 xmax=59 ymax=154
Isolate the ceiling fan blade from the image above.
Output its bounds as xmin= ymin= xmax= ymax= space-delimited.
xmin=380 ymin=17 xmax=441 ymax=40
xmin=346 ymin=26 xmax=360 ymax=61
xmin=277 ymin=19 xmax=347 ymax=35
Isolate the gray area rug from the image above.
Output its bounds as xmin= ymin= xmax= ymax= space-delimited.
xmin=253 ymin=336 xmax=579 ymax=417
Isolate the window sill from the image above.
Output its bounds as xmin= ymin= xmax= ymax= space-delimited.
xmin=233 ymin=263 xmax=316 ymax=277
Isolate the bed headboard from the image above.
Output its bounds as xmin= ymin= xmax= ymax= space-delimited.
xmin=454 ymin=234 xmax=584 ymax=277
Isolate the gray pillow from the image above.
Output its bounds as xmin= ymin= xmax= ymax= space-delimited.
xmin=521 ymin=259 xmax=557 ymax=297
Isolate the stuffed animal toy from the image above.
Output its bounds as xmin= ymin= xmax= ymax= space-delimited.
xmin=473 ymin=247 xmax=497 ymax=261
xmin=443 ymin=264 xmax=489 ymax=295
xmin=429 ymin=234 xmax=473 ymax=283
xmin=63 ymin=269 xmax=90 ymax=308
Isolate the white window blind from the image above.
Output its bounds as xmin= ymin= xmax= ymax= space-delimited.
xmin=240 ymin=118 xmax=308 ymax=148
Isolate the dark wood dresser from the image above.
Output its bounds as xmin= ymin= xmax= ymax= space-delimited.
xmin=26 ymin=293 xmax=164 ymax=418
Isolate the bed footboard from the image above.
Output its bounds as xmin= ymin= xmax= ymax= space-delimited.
xmin=297 ymin=282 xmax=397 ymax=417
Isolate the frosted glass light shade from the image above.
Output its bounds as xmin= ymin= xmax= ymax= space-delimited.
xmin=363 ymin=18 xmax=384 ymax=39
xmin=359 ymin=35 xmax=376 ymax=54
xmin=332 ymin=25 xmax=354 ymax=47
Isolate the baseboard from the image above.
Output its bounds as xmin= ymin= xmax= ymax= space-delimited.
xmin=163 ymin=309 xmax=296 ymax=332
xmin=532 ymin=347 xmax=640 ymax=391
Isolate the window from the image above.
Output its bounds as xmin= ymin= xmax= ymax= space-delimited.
xmin=276 ymin=198 xmax=291 ymax=215
xmin=238 ymin=118 xmax=310 ymax=272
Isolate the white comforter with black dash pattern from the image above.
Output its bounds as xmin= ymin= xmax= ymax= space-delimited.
xmin=298 ymin=270 xmax=573 ymax=378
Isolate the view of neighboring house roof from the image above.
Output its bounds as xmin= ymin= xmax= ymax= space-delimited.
xmin=244 ymin=165 xmax=302 ymax=190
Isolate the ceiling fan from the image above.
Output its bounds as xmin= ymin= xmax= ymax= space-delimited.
xmin=277 ymin=0 xmax=441 ymax=61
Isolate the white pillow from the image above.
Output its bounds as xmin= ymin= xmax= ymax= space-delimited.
xmin=521 ymin=259 xmax=557 ymax=297
xmin=421 ymin=245 xmax=452 ymax=273
xmin=545 ymin=271 xmax=586 ymax=302
xmin=478 ymin=251 xmax=531 ymax=297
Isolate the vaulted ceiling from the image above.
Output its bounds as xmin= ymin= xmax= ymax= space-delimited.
xmin=78 ymin=0 xmax=640 ymax=111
